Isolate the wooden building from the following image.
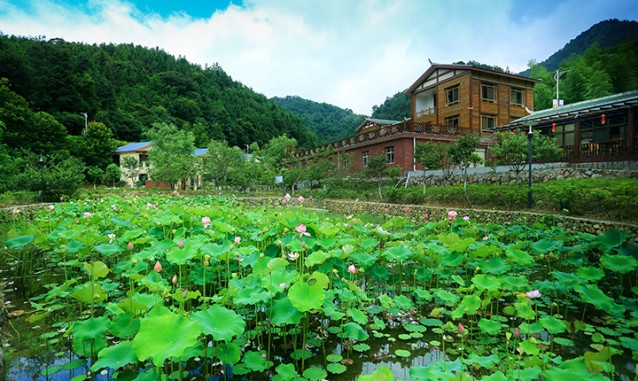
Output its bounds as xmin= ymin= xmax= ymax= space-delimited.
xmin=293 ymin=63 xmax=539 ymax=174
xmin=495 ymin=90 xmax=638 ymax=163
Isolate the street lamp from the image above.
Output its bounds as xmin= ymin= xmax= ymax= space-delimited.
xmin=554 ymin=69 xmax=570 ymax=106
xmin=527 ymin=125 xmax=533 ymax=209
xmin=39 ymin=155 xmax=44 ymax=203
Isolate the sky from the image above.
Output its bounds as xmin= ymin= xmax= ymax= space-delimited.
xmin=1 ymin=0 xmax=637 ymax=115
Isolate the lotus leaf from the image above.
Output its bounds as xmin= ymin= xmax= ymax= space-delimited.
xmin=193 ymin=304 xmax=245 ymax=342
xmin=544 ymin=358 xmax=610 ymax=381
xmin=94 ymin=243 xmax=120 ymax=256
xmin=395 ymin=349 xmax=411 ymax=357
xmin=600 ymin=253 xmax=638 ymax=274
xmin=596 ymin=229 xmax=628 ymax=253
xmin=505 ymin=248 xmax=534 ymax=265
xmin=241 ymin=350 xmax=271 ymax=371
xmin=4 ymin=234 xmax=34 ymax=249
xmin=132 ymin=310 xmax=201 ymax=367
xmin=214 ymin=342 xmax=242 ymax=364
xmin=347 ymin=308 xmax=368 ymax=325
xmin=353 ymin=343 xmax=371 ymax=352
xmin=83 ymin=261 xmax=109 ymax=280
xmin=91 ymin=341 xmax=137 ymax=372
xmin=71 ymin=316 xmax=110 ymax=357
xmin=514 ymin=301 xmax=536 ymax=320
xmin=327 ymin=363 xmax=347 ymax=374
xmin=575 ymin=267 xmax=605 ymax=282
xmin=434 ymin=289 xmax=460 ymax=306
xmin=472 ymin=274 xmax=502 ymax=292
xmin=303 ymin=366 xmax=327 ymax=381
xmin=342 ymin=322 xmax=369 ymax=341
xmin=479 ymin=371 xmax=507 ymax=381
xmin=478 ymin=318 xmax=503 ymax=335
xmin=274 ymin=363 xmax=299 ymax=381
xmin=288 ymin=281 xmax=325 ymax=312
xmin=360 ymin=366 xmax=394 ymax=381
xmin=71 ymin=282 xmax=107 ymax=304
xmin=574 ymin=284 xmax=625 ymax=315
xmin=410 ymin=359 xmax=462 ymax=381
xmin=530 ymin=239 xmax=561 ymax=254
xmin=539 ymin=315 xmax=567 ymax=334
xmin=271 ymin=296 xmax=303 ymax=326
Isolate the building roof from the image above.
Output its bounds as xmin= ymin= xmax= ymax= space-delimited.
xmin=355 ymin=118 xmax=402 ymax=133
xmin=497 ymin=90 xmax=638 ymax=129
xmin=406 ymin=63 xmax=540 ymax=96
xmin=114 ymin=142 xmax=152 ymax=153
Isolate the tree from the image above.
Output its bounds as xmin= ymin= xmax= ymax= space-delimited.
xmin=489 ymin=131 xmax=563 ymax=182
xmin=415 ymin=141 xmax=448 ymax=193
xmin=204 ymin=140 xmax=244 ymax=186
xmin=121 ymin=156 xmax=141 ymax=187
xmin=14 ymin=153 xmax=85 ymax=201
xmin=104 ymin=163 xmax=121 ymax=187
xmin=449 ymin=135 xmax=482 ymax=191
xmin=86 ymin=166 xmax=104 ymax=188
xmin=146 ymin=123 xmax=196 ymax=188
xmin=364 ymin=154 xmax=389 ymax=200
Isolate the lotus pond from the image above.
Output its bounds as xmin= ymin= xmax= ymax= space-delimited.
xmin=1 ymin=194 xmax=637 ymax=381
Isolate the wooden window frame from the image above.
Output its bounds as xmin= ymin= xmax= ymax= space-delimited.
xmin=511 ymin=88 xmax=524 ymax=107
xmin=445 ymin=85 xmax=460 ymax=106
xmin=445 ymin=115 xmax=460 ymax=127
xmin=481 ymin=83 xmax=496 ymax=102
xmin=481 ymin=114 xmax=496 ymax=131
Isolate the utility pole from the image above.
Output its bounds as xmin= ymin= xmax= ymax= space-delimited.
xmin=554 ymin=69 xmax=570 ymax=107
xmin=81 ymin=112 xmax=88 ymax=135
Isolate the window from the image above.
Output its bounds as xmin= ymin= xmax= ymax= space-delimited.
xmin=511 ymin=88 xmax=524 ymax=106
xmin=481 ymin=115 xmax=496 ymax=131
xmin=445 ymin=116 xmax=460 ymax=127
xmin=446 ymin=85 xmax=459 ymax=105
xmin=362 ymin=151 xmax=369 ymax=167
xmin=385 ymin=146 xmax=394 ymax=163
xmin=481 ymin=84 xmax=496 ymax=102
xmin=341 ymin=155 xmax=349 ymax=169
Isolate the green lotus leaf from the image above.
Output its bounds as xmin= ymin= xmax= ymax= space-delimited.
xmin=275 ymin=363 xmax=299 ymax=381
xmin=479 ymin=257 xmax=510 ymax=274
xmin=353 ymin=343 xmax=371 ymax=352
xmin=478 ymin=318 xmax=503 ymax=335
xmin=71 ymin=316 xmax=110 ymax=357
xmin=200 ymin=241 xmax=231 ymax=260
xmin=303 ymin=366 xmax=328 ymax=381
xmin=465 ymin=353 xmax=499 ymax=369
xmin=133 ymin=310 xmax=201 ymax=367
xmin=451 ymin=274 xmax=465 ymax=286
xmin=327 ymin=363 xmax=347 ymax=374
xmin=395 ymin=349 xmax=411 ymax=357
xmin=596 ymin=229 xmax=628 ymax=253
xmin=398 ymin=333 xmax=412 ymax=340
xmin=383 ymin=246 xmax=413 ymax=262
xmin=350 ymin=251 xmax=377 ymax=267
xmin=91 ymin=341 xmax=137 ymax=372
xmin=472 ymin=274 xmax=502 ymax=292
xmin=4 ymin=234 xmax=34 ymax=249
xmin=270 ymin=296 xmax=303 ymax=326
xmin=553 ymin=337 xmax=575 ymax=346
xmin=434 ymin=289 xmax=460 ymax=306
xmin=501 ymin=275 xmax=528 ymax=292
xmin=347 ymin=308 xmax=368 ymax=325
xmin=393 ymin=295 xmax=414 ymax=310
xmin=404 ymin=323 xmax=426 ymax=333
xmin=439 ymin=251 xmax=465 ymax=267
xmin=83 ymin=261 xmax=109 ymax=280
xmin=574 ymin=283 xmax=626 ymax=315
xmin=505 ymin=248 xmax=534 ymax=266
xmin=410 ymin=359 xmax=462 ymax=380
xmin=460 ymin=294 xmax=481 ymax=315
xmin=514 ymin=301 xmax=536 ymax=320
xmin=414 ymin=288 xmax=433 ymax=301
xmin=288 ymin=280 xmax=325 ymax=312
xmin=518 ymin=338 xmax=540 ymax=356
xmin=193 ymin=304 xmax=245 ymax=342
xmin=71 ymin=282 xmax=107 ymax=304
xmin=360 ymin=365 xmax=394 ymax=381
xmin=305 ymin=250 xmax=330 ymax=267
xmin=327 ymin=353 xmax=343 ymax=363
xmin=544 ymin=358 xmax=609 ymax=381
xmin=368 ymin=265 xmax=390 ymax=280
xmin=343 ymin=322 xmax=369 ymax=341
xmin=419 ymin=318 xmax=443 ymax=327
xmin=291 ymin=348 xmax=313 ymax=360
xmin=214 ymin=342 xmax=242 ymax=365
xmin=539 ymin=315 xmax=567 ymax=334
xmin=242 ymin=350 xmax=271 ymax=372
xmin=309 ymin=271 xmax=330 ymax=289
xmin=600 ymin=254 xmax=638 ymax=274
xmin=165 ymin=244 xmax=197 ymax=265
xmin=479 ymin=371 xmax=507 ymax=381
xmin=109 ymin=312 xmax=140 ymax=338
xmin=65 ymin=240 xmax=85 ymax=253
xmin=94 ymin=243 xmax=120 ymax=256
xmin=530 ymin=239 xmax=561 ymax=254
xmin=575 ymin=267 xmax=605 ymax=282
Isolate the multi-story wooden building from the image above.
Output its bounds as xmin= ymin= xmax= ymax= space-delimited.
xmin=293 ymin=63 xmax=539 ymax=174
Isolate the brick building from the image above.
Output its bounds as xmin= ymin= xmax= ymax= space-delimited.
xmin=293 ymin=63 xmax=539 ymax=174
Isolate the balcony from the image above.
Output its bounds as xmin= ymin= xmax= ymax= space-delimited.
xmin=415 ymin=107 xmax=436 ymax=123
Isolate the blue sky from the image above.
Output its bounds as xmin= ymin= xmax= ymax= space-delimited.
xmin=1 ymin=0 xmax=637 ymax=115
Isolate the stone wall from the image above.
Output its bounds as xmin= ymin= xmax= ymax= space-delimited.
xmin=405 ymin=161 xmax=638 ymax=187
xmin=238 ymin=197 xmax=638 ymax=243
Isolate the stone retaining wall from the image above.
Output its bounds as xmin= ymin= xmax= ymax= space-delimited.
xmin=239 ymin=197 xmax=638 ymax=242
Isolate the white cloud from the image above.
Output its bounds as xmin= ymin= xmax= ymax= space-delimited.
xmin=0 ymin=0 xmax=636 ymax=114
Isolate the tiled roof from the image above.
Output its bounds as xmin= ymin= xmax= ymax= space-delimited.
xmin=114 ymin=142 xmax=152 ymax=153
xmin=500 ymin=90 xmax=638 ymax=129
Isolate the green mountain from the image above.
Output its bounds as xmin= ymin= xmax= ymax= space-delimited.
xmin=0 ymin=34 xmax=319 ymax=149
xmin=272 ymin=96 xmax=366 ymax=144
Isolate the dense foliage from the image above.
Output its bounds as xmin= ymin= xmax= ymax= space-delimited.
xmin=272 ymin=96 xmax=365 ymax=144
xmin=2 ymin=195 xmax=636 ymax=380
xmin=0 ymin=34 xmax=319 ymax=149
xmin=370 ymin=90 xmax=410 ymax=121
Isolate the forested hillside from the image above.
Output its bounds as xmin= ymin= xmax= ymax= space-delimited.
xmin=0 ymin=34 xmax=319 ymax=149
xmin=272 ymin=96 xmax=365 ymax=143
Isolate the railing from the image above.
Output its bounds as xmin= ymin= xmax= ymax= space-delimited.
xmin=562 ymin=138 xmax=638 ymax=162
xmin=293 ymin=121 xmax=466 ymax=158
xmin=415 ymin=107 xmax=436 ymax=122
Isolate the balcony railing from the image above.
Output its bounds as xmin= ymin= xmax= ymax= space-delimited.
xmin=562 ymin=138 xmax=638 ymax=162
xmin=293 ymin=121 xmax=466 ymax=158
xmin=415 ymin=107 xmax=436 ymax=122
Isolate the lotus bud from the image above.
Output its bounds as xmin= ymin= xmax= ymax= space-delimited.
xmin=178 ymin=239 xmax=184 ymax=249
xmin=172 ymin=274 xmax=178 ymax=284
xmin=457 ymin=322 xmax=465 ymax=335
xmin=153 ymin=260 xmax=162 ymax=273
xmin=203 ymin=260 xmax=210 ymax=267
xmin=127 ymin=242 xmax=134 ymax=251
xmin=182 ymin=289 xmax=188 ymax=298
xmin=234 ymin=236 xmax=241 ymax=245
xmin=513 ymin=326 xmax=521 ymax=338
xmin=347 ymin=264 xmax=358 ymax=274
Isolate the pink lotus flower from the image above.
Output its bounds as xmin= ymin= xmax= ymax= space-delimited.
xmin=513 ymin=326 xmax=521 ymax=338
xmin=448 ymin=210 xmax=458 ymax=221
xmin=281 ymin=198 xmax=288 ymax=205
xmin=297 ymin=195 xmax=305 ymax=203
xmin=182 ymin=289 xmax=188 ymax=298
xmin=49 ymin=205 xmax=55 ymax=210
xmin=83 ymin=212 xmax=92 ymax=218
xmin=127 ymin=242 xmax=134 ymax=251
xmin=424 ymin=213 xmax=429 ymax=221
xmin=285 ymin=193 xmax=291 ymax=201
xmin=457 ymin=322 xmax=466 ymax=335
xmin=347 ymin=264 xmax=358 ymax=274
xmin=202 ymin=216 xmax=211 ymax=228
xmin=153 ymin=260 xmax=162 ymax=273
xmin=279 ymin=282 xmax=287 ymax=288
xmin=463 ymin=215 xmax=470 ymax=221
xmin=178 ymin=239 xmax=184 ymax=249
xmin=525 ymin=289 xmax=541 ymax=299
xmin=403 ymin=206 xmax=411 ymax=212
xmin=234 ymin=236 xmax=241 ymax=244
xmin=295 ymin=224 xmax=310 ymax=237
